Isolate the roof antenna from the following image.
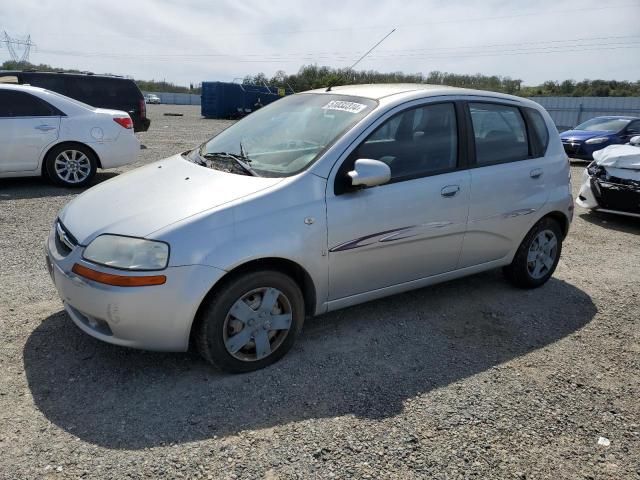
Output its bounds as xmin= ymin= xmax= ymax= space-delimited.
xmin=326 ymin=28 xmax=396 ymax=92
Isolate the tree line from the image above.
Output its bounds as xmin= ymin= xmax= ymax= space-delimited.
xmin=243 ymin=65 xmax=640 ymax=97
xmin=3 ymin=60 xmax=638 ymax=97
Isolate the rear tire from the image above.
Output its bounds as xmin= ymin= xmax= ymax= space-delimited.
xmin=45 ymin=144 xmax=97 ymax=188
xmin=196 ymin=270 xmax=305 ymax=373
xmin=503 ymin=217 xmax=563 ymax=289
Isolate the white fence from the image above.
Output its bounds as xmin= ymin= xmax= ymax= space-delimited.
xmin=528 ymin=97 xmax=640 ymax=131
xmin=143 ymin=91 xmax=200 ymax=105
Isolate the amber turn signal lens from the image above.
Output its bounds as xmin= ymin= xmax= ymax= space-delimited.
xmin=72 ymin=264 xmax=166 ymax=287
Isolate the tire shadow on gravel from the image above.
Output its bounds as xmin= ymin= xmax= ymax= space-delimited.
xmin=0 ymin=172 xmax=119 ymax=201
xmin=23 ymin=271 xmax=596 ymax=449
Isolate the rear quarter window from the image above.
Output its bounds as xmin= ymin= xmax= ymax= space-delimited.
xmin=524 ymin=108 xmax=550 ymax=157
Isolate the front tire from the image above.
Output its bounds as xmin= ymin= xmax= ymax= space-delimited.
xmin=45 ymin=144 xmax=97 ymax=188
xmin=196 ymin=270 xmax=305 ymax=373
xmin=503 ymin=218 xmax=563 ymax=289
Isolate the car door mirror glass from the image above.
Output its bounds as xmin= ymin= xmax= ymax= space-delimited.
xmin=348 ymin=159 xmax=391 ymax=188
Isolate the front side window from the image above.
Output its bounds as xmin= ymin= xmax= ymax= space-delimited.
xmin=470 ymin=103 xmax=528 ymax=165
xmin=351 ymin=102 xmax=458 ymax=181
xmin=191 ymin=93 xmax=377 ymax=177
xmin=0 ymin=90 xmax=58 ymax=117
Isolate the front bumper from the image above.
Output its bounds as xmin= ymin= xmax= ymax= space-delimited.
xmin=46 ymin=224 xmax=226 ymax=352
xmin=576 ymin=169 xmax=640 ymax=217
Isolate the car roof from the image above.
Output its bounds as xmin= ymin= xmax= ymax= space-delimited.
xmin=0 ymin=83 xmax=50 ymax=94
xmin=305 ymin=83 xmax=528 ymax=104
xmin=586 ymin=115 xmax=639 ymax=120
xmin=0 ymin=70 xmax=126 ymax=79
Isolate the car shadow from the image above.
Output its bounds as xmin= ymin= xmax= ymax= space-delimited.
xmin=0 ymin=172 xmax=119 ymax=201
xmin=578 ymin=210 xmax=640 ymax=235
xmin=23 ymin=271 xmax=596 ymax=450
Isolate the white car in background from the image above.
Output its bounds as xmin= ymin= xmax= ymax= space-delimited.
xmin=577 ymin=135 xmax=640 ymax=218
xmin=0 ymin=84 xmax=139 ymax=187
xmin=144 ymin=93 xmax=161 ymax=104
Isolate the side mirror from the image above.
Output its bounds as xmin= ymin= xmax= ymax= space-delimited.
xmin=348 ymin=159 xmax=391 ymax=188
xmin=630 ymin=135 xmax=640 ymax=146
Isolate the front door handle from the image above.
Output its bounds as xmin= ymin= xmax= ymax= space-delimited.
xmin=35 ymin=125 xmax=56 ymax=132
xmin=441 ymin=185 xmax=460 ymax=197
xmin=530 ymin=168 xmax=543 ymax=179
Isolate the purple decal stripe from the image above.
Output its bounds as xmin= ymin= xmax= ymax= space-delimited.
xmin=329 ymin=226 xmax=414 ymax=252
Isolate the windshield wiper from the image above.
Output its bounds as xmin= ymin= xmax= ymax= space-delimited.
xmin=201 ymin=151 xmax=258 ymax=177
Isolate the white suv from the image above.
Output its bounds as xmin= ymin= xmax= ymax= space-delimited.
xmin=47 ymin=84 xmax=573 ymax=372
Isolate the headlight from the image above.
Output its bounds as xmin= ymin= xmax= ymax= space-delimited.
xmin=585 ymin=137 xmax=609 ymax=145
xmin=83 ymin=235 xmax=169 ymax=270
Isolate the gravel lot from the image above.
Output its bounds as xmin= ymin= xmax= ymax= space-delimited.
xmin=1 ymin=105 xmax=639 ymax=479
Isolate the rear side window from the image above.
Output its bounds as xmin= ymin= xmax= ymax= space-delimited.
xmin=469 ymin=103 xmax=528 ymax=165
xmin=22 ymin=74 xmax=66 ymax=94
xmin=66 ymin=77 xmax=140 ymax=107
xmin=0 ymin=90 xmax=59 ymax=117
xmin=523 ymin=108 xmax=549 ymax=157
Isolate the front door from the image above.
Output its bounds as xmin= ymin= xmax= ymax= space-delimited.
xmin=326 ymin=101 xmax=470 ymax=300
xmin=0 ymin=90 xmax=60 ymax=173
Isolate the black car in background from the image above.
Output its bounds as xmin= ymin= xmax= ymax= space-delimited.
xmin=0 ymin=71 xmax=151 ymax=132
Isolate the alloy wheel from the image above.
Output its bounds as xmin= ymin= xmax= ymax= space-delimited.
xmin=54 ymin=150 xmax=92 ymax=184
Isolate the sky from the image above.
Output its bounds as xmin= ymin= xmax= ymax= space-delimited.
xmin=1 ymin=0 xmax=639 ymax=86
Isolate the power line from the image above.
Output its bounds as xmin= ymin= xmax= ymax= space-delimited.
xmin=19 ymin=1 xmax=640 ymax=40
xmin=36 ymin=38 xmax=640 ymax=63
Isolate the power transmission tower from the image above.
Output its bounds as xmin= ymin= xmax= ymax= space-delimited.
xmin=1 ymin=32 xmax=35 ymax=63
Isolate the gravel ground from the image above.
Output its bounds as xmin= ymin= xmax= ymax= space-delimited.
xmin=1 ymin=105 xmax=639 ymax=479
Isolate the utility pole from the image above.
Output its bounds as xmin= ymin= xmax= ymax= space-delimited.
xmin=1 ymin=32 xmax=35 ymax=63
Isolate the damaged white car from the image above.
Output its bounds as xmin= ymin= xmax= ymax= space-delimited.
xmin=577 ymin=135 xmax=640 ymax=218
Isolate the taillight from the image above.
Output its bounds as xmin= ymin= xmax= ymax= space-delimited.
xmin=139 ymin=99 xmax=146 ymax=118
xmin=113 ymin=116 xmax=133 ymax=129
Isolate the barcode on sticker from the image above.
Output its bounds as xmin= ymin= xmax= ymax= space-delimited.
xmin=322 ymin=101 xmax=367 ymax=114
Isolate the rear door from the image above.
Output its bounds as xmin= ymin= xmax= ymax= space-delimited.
xmin=0 ymin=90 xmax=61 ymax=173
xmin=459 ymin=101 xmax=550 ymax=268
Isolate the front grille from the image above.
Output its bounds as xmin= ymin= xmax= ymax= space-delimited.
xmin=594 ymin=178 xmax=640 ymax=214
xmin=55 ymin=220 xmax=78 ymax=256
xmin=562 ymin=141 xmax=582 ymax=155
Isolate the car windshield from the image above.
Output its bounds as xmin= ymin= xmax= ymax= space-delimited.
xmin=575 ymin=117 xmax=631 ymax=132
xmin=189 ymin=93 xmax=377 ymax=177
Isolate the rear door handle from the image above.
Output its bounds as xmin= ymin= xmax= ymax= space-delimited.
xmin=530 ymin=168 xmax=543 ymax=179
xmin=441 ymin=185 xmax=460 ymax=197
xmin=35 ymin=125 xmax=56 ymax=132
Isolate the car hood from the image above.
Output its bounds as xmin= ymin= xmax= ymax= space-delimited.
xmin=593 ymin=144 xmax=640 ymax=170
xmin=59 ymin=154 xmax=283 ymax=243
xmin=560 ymin=129 xmax=613 ymax=141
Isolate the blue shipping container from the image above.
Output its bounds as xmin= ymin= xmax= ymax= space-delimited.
xmin=201 ymin=82 xmax=292 ymax=119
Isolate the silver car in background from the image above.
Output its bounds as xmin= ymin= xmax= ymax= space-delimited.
xmin=46 ymin=84 xmax=573 ymax=372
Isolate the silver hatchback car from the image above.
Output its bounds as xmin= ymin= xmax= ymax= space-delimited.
xmin=46 ymin=84 xmax=573 ymax=372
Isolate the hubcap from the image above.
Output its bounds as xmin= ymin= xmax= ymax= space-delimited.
xmin=54 ymin=150 xmax=91 ymax=184
xmin=527 ymin=229 xmax=558 ymax=280
xmin=223 ymin=287 xmax=293 ymax=362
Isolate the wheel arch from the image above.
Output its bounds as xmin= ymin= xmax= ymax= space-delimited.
xmin=543 ymin=211 xmax=570 ymax=239
xmin=189 ymin=257 xmax=318 ymax=347
xmin=41 ymin=141 xmax=102 ymax=176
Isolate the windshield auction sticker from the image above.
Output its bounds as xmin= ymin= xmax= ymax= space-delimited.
xmin=322 ymin=100 xmax=367 ymax=114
